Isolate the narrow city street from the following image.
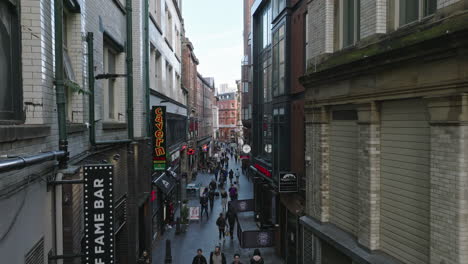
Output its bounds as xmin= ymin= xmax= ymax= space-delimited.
xmin=152 ymin=157 xmax=283 ymax=264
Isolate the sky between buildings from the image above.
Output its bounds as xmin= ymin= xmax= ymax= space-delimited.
xmin=182 ymin=0 xmax=243 ymax=89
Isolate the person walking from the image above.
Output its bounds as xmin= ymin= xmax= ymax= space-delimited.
xmin=216 ymin=213 xmax=227 ymax=241
xmin=229 ymin=184 xmax=238 ymax=201
xmin=228 ymin=169 xmax=234 ymax=184
xmin=232 ymin=254 xmax=243 ymax=264
xmin=221 ymin=189 xmax=228 ymax=212
xmin=214 ymin=167 xmax=219 ymax=181
xmin=235 ymin=169 xmax=240 ymax=185
xmin=192 ymin=249 xmax=208 ymax=264
xmin=249 ymin=249 xmax=264 ymax=264
xmin=200 ymin=189 xmax=209 ymax=219
xmin=137 ymin=250 xmax=150 ymax=264
xmin=208 ymin=188 xmax=216 ymax=211
xmin=210 ymin=246 xmax=227 ymax=264
xmin=226 ymin=206 xmax=237 ymax=240
xmin=210 ymin=179 xmax=217 ymax=191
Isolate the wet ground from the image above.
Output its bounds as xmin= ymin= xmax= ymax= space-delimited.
xmin=152 ymin=156 xmax=284 ymax=264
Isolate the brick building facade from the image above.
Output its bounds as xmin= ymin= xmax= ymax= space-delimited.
xmin=218 ymin=92 xmax=239 ymax=142
xmin=300 ymin=0 xmax=468 ymax=263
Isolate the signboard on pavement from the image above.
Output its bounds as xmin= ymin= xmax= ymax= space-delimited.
xmin=189 ymin=206 xmax=200 ymax=221
xmin=83 ymin=165 xmax=115 ymax=264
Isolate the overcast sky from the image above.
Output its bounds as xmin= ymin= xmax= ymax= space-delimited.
xmin=182 ymin=0 xmax=243 ymax=90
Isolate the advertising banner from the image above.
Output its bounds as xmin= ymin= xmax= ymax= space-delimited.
xmin=279 ymin=172 xmax=298 ymax=193
xmin=83 ymin=165 xmax=115 ymax=264
xmin=240 ymin=230 xmax=275 ymax=248
xmin=229 ymin=199 xmax=255 ymax=213
xmin=152 ymin=106 xmax=167 ymax=171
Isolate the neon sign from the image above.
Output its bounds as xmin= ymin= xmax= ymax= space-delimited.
xmin=152 ymin=106 xmax=166 ymax=171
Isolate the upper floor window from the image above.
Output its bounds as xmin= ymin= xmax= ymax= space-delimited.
xmin=272 ymin=24 xmax=285 ymax=96
xmin=150 ymin=46 xmax=162 ymax=91
xmin=0 ymin=0 xmax=22 ymax=121
xmin=242 ymin=82 xmax=249 ymax=93
xmin=103 ymin=42 xmax=121 ymax=121
xmin=398 ymin=0 xmax=437 ymax=26
xmin=165 ymin=5 xmax=173 ymax=45
xmin=341 ymin=0 xmax=360 ymax=48
xmin=150 ymin=0 xmax=162 ymax=25
xmin=272 ymin=0 xmax=285 ymax=18
xmin=262 ymin=3 xmax=272 ymax=49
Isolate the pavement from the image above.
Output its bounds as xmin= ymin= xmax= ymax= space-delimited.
xmin=152 ymin=156 xmax=284 ymax=264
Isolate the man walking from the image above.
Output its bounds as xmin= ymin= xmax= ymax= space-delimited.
xmin=228 ymin=169 xmax=234 ymax=184
xmin=216 ymin=213 xmax=227 ymax=241
xmin=200 ymin=189 xmax=209 ymax=219
xmin=209 ymin=246 xmax=227 ymax=264
xmin=226 ymin=206 xmax=237 ymax=240
xmin=192 ymin=249 xmax=208 ymax=264
xmin=208 ymin=188 xmax=216 ymax=211
xmin=231 ymin=254 xmax=243 ymax=264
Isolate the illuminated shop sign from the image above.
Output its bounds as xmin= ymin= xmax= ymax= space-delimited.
xmin=83 ymin=165 xmax=115 ymax=264
xmin=202 ymin=144 xmax=208 ymax=152
xmin=187 ymin=148 xmax=195 ymax=155
xmin=152 ymin=106 xmax=167 ymax=171
xmin=279 ymin=172 xmax=298 ymax=193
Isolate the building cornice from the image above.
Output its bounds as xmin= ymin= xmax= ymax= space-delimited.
xmin=300 ymin=12 xmax=468 ymax=88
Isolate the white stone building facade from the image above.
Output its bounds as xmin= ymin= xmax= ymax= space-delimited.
xmin=301 ymin=0 xmax=468 ymax=264
xmin=0 ymin=0 xmax=153 ymax=263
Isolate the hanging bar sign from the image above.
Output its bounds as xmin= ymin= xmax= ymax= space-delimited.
xmin=83 ymin=165 xmax=114 ymax=264
xmin=152 ymin=106 xmax=167 ymax=171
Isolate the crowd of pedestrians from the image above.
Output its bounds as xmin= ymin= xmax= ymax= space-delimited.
xmin=192 ymin=143 xmax=266 ymax=264
xmin=191 ymin=246 xmax=265 ymax=264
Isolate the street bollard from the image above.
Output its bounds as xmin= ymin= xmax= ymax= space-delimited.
xmin=175 ymin=217 xmax=181 ymax=234
xmin=164 ymin=239 xmax=172 ymax=263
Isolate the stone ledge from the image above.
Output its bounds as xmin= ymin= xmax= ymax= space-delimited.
xmin=67 ymin=123 xmax=87 ymax=134
xmin=0 ymin=125 xmax=51 ymax=143
xmin=299 ymin=216 xmax=404 ymax=264
xmin=102 ymin=121 xmax=127 ymax=131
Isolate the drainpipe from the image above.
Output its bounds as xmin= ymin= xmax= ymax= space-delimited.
xmin=54 ymin=0 xmax=68 ymax=167
xmin=126 ymin=0 xmax=134 ymax=140
xmin=144 ymin=0 xmax=151 ymax=137
xmin=87 ymin=32 xmax=96 ymax=146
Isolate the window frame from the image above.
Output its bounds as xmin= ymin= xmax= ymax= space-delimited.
xmin=0 ymin=0 xmax=23 ymax=122
xmin=103 ymin=42 xmax=121 ymax=122
xmin=340 ymin=0 xmax=360 ymax=49
xmin=272 ymin=23 xmax=286 ymax=97
xmin=396 ymin=0 xmax=437 ymax=28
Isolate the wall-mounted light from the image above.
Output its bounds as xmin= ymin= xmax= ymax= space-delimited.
xmin=305 ymin=155 xmax=312 ymax=167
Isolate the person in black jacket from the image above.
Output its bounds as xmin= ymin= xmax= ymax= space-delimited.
xmin=208 ymin=188 xmax=216 ymax=211
xmin=250 ymin=249 xmax=264 ymax=264
xmin=216 ymin=213 xmax=227 ymax=240
xmin=200 ymin=190 xmax=209 ymax=219
xmin=226 ymin=206 xmax=237 ymax=240
xmin=210 ymin=246 xmax=227 ymax=264
xmin=192 ymin=249 xmax=208 ymax=264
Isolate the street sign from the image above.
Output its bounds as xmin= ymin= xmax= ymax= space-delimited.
xmin=83 ymin=165 xmax=115 ymax=264
xmin=242 ymin=144 xmax=251 ymax=154
xmin=279 ymin=172 xmax=298 ymax=193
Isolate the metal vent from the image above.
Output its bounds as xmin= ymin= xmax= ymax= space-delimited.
xmin=25 ymin=237 xmax=44 ymax=264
